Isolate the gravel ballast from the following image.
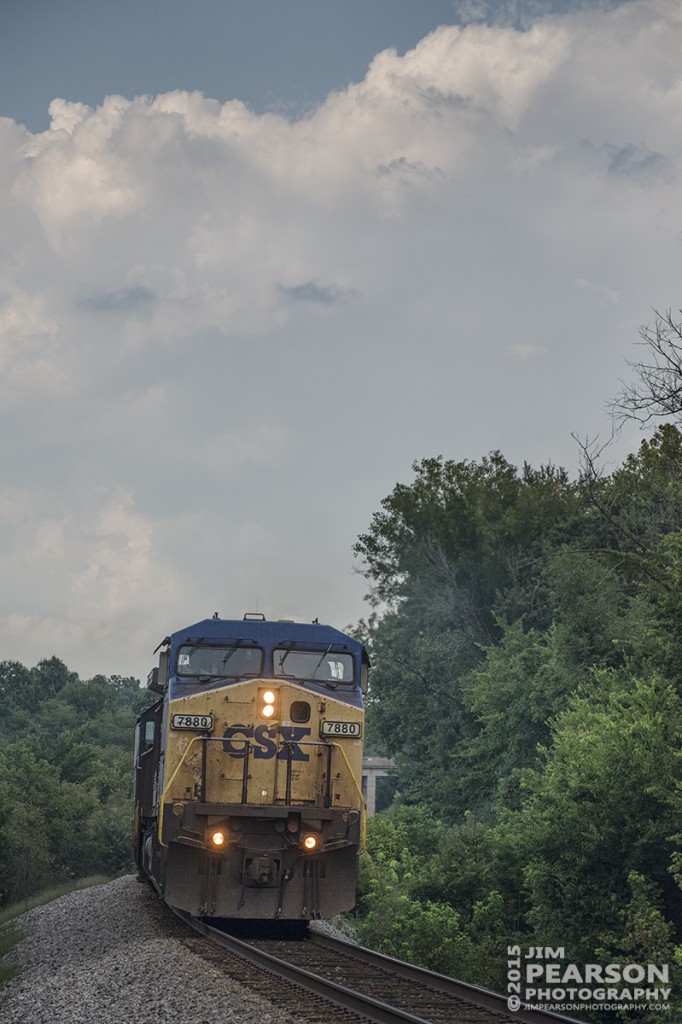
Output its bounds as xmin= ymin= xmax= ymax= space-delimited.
xmin=0 ymin=875 xmax=344 ymax=1024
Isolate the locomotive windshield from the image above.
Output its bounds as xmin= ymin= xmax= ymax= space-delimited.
xmin=273 ymin=647 xmax=354 ymax=684
xmin=176 ymin=643 xmax=263 ymax=678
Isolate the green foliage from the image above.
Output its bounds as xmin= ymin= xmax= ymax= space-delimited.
xmin=0 ymin=658 xmax=154 ymax=907
xmin=360 ymin=805 xmax=445 ymax=871
xmin=0 ymin=875 xmax=110 ymax=927
xmin=608 ymin=424 xmax=682 ymax=555
xmin=411 ymin=814 xmax=524 ymax=923
xmin=352 ymin=426 xmax=682 ymax=1021
xmin=643 ymin=529 xmax=682 ymax=684
xmin=361 ymin=613 xmax=478 ymax=812
xmin=595 ymin=873 xmax=681 ymax=1022
xmin=354 ymin=453 xmax=576 ymax=636
xmin=457 ymin=621 xmax=574 ymax=809
xmin=355 ymin=807 xmax=526 ymax=988
xmin=355 ymin=451 xmax=612 ymax=820
xmin=360 ymin=889 xmax=472 ymax=976
xmin=0 ymin=922 xmax=23 ymax=987
xmin=596 ymin=872 xmax=677 ymax=969
xmin=517 ymin=669 xmax=682 ymax=959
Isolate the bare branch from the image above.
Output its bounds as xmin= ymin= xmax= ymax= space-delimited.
xmin=609 ymin=309 xmax=682 ymax=425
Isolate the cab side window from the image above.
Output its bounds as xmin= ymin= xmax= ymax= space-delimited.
xmin=144 ymin=720 xmax=155 ymax=749
xmin=136 ymin=708 xmax=158 ymax=765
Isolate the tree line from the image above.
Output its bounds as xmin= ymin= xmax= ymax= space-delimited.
xmin=0 ymin=659 xmax=155 ymax=906
xmin=350 ymin=312 xmax=682 ymax=1020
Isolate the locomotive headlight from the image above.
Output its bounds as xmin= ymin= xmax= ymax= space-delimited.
xmin=210 ymin=830 xmax=227 ymax=848
xmin=302 ymin=834 xmax=320 ymax=852
xmin=258 ymin=687 xmax=279 ymax=719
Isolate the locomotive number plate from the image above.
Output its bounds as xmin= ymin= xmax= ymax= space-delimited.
xmin=172 ymin=714 xmax=213 ymax=730
xmin=321 ymin=720 xmax=362 ymax=738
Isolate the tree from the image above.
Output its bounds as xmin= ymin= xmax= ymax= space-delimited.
xmin=0 ymin=656 xmax=152 ymax=904
xmin=595 ymin=872 xmax=677 ymax=980
xmin=516 ymin=669 xmax=682 ymax=959
xmin=356 ymin=807 xmax=527 ymax=989
xmin=457 ymin=621 xmax=575 ymax=810
xmin=355 ymin=452 xmax=508 ymax=633
xmin=359 ymin=611 xmax=478 ymax=813
xmin=611 ymin=309 xmax=682 ymax=424
xmin=351 ymin=433 xmax=682 ymax=1016
xmin=354 ymin=454 xmax=584 ymax=818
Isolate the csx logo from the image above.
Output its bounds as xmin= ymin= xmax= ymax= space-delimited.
xmin=223 ymin=725 xmax=311 ymax=761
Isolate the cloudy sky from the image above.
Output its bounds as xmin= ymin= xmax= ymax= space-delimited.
xmin=1 ymin=0 xmax=680 ymax=679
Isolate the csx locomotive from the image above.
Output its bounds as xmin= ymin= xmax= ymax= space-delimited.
xmin=133 ymin=614 xmax=367 ymax=920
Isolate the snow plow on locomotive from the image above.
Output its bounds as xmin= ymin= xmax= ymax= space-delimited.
xmin=133 ymin=614 xmax=367 ymax=920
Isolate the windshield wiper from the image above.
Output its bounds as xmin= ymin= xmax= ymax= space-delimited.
xmin=220 ymin=645 xmax=240 ymax=670
xmin=278 ymin=643 xmax=340 ymax=687
xmin=310 ymin=644 xmax=334 ymax=678
xmin=277 ymin=641 xmax=297 ymax=675
xmin=184 ymin=638 xmax=258 ymax=679
xmin=210 ymin=640 xmax=257 ymax=677
xmin=187 ymin=637 xmax=204 ymax=657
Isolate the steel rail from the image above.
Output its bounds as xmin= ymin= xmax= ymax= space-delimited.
xmin=169 ymin=906 xmax=587 ymax=1024
xmin=308 ymin=932 xmax=587 ymax=1024
xmin=171 ymin=906 xmax=431 ymax=1024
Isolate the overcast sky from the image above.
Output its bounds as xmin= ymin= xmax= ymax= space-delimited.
xmin=1 ymin=0 xmax=680 ymax=680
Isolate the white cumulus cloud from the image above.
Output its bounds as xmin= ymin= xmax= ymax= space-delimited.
xmin=1 ymin=0 xmax=682 ymax=676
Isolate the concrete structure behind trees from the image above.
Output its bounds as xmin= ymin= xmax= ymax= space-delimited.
xmin=361 ymin=756 xmax=397 ymax=816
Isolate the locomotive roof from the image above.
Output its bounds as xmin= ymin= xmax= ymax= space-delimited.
xmin=169 ymin=616 xmax=365 ymax=654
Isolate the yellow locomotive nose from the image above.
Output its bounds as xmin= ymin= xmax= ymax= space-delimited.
xmin=136 ymin=614 xmax=367 ymax=922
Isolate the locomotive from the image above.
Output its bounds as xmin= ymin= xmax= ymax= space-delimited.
xmin=133 ymin=613 xmax=368 ymax=920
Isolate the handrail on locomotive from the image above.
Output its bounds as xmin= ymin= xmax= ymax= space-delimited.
xmin=157 ymin=734 xmax=367 ymax=850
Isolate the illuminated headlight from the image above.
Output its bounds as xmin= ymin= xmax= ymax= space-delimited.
xmin=209 ymin=830 xmax=227 ymax=848
xmin=301 ymin=834 xmax=320 ymax=852
xmin=259 ymin=687 xmax=279 ymax=719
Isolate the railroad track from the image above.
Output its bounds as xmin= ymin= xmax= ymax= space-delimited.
xmin=170 ymin=907 xmax=585 ymax=1024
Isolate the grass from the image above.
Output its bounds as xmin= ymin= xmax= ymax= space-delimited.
xmin=0 ymin=874 xmax=114 ymax=992
xmin=0 ymin=924 xmax=24 ymax=987
xmin=0 ymin=874 xmax=112 ymax=929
